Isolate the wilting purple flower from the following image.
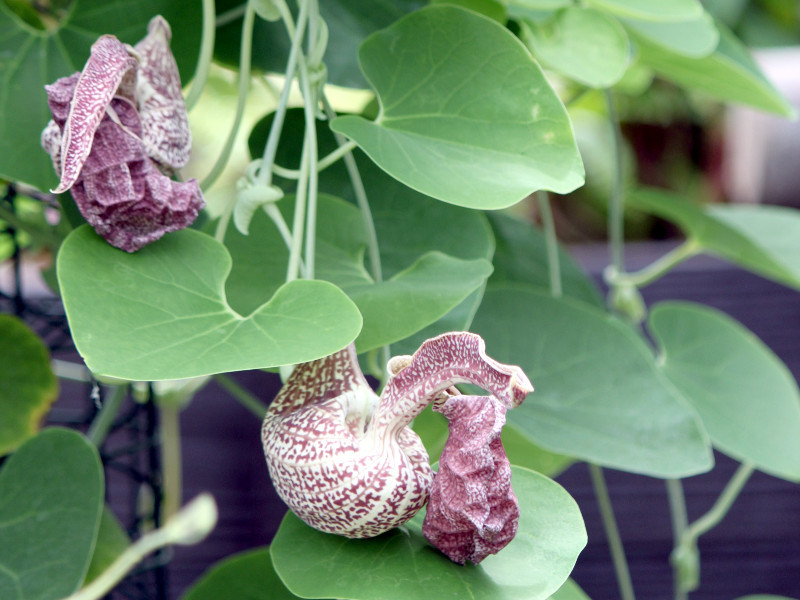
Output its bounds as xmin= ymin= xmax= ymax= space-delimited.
xmin=422 ymin=394 xmax=520 ymax=564
xmin=41 ymin=16 xmax=204 ymax=252
xmin=261 ymin=331 xmax=532 ymax=549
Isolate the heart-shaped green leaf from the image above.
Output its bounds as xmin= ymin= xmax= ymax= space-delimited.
xmin=634 ymin=23 xmax=794 ymax=117
xmin=584 ymin=0 xmax=703 ymax=22
xmin=0 ymin=315 xmax=58 ymax=455
xmin=0 ymin=0 xmax=200 ymax=190
xmin=271 ymin=465 xmax=586 ymax=600
xmin=0 ymin=427 xmax=104 ymax=600
xmin=520 ymin=7 xmax=630 ymax=88
xmin=331 ymin=5 xmax=584 ymax=209
xmin=650 ymin=302 xmax=800 ymax=481
xmin=182 ymin=547 xmax=301 ymax=600
xmin=57 ymin=226 xmax=362 ymax=380
xmin=622 ymin=10 xmax=719 ymax=58
xmin=471 ymin=284 xmax=713 ymax=478
xmin=487 ymin=212 xmax=603 ymax=308
xmin=222 ymin=195 xmax=492 ymax=353
xmin=628 ymin=188 xmax=800 ymax=290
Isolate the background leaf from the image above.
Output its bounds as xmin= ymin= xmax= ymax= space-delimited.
xmin=182 ymin=547 xmax=302 ymax=600
xmin=520 ymin=7 xmax=630 ymax=88
xmin=550 ymin=579 xmax=591 ymax=600
xmin=0 ymin=0 xmax=200 ymax=189
xmin=0 ymin=314 xmax=58 ymax=455
xmin=487 ymin=211 xmax=603 ymax=308
xmin=221 ymin=196 xmax=492 ymax=352
xmin=332 ymin=5 xmax=584 ymax=209
xmin=583 ymin=0 xmax=703 ymax=22
xmin=628 ymin=188 xmax=800 ymax=290
xmin=271 ymin=466 xmax=586 ymax=600
xmin=57 ymin=226 xmax=362 ymax=380
xmin=471 ymin=284 xmax=712 ymax=478
xmin=650 ymin=302 xmax=800 ymax=481
xmin=0 ymin=427 xmax=104 ymax=600
xmin=634 ymin=23 xmax=794 ymax=116
xmin=622 ymin=10 xmax=719 ymax=58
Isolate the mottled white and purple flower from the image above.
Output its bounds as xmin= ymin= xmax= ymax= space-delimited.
xmin=261 ymin=331 xmax=532 ymax=560
xmin=41 ymin=17 xmax=204 ymax=252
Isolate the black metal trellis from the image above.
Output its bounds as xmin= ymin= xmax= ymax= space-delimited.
xmin=1 ymin=184 xmax=169 ymax=600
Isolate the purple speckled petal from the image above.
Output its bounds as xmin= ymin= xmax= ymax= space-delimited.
xmin=423 ymin=394 xmax=520 ymax=564
xmin=52 ymin=35 xmax=137 ymax=193
xmin=376 ymin=332 xmax=533 ymax=435
xmin=134 ymin=16 xmax=191 ymax=171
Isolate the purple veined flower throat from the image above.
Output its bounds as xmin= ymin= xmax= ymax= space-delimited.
xmin=41 ymin=16 xmax=204 ymax=252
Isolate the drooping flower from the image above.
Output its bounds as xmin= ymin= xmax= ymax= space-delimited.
xmin=422 ymin=393 xmax=520 ymax=564
xmin=41 ymin=16 xmax=204 ymax=253
xmin=261 ymin=331 xmax=532 ymax=549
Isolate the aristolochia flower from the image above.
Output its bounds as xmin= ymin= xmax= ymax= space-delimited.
xmin=41 ymin=16 xmax=204 ymax=252
xmin=261 ymin=331 xmax=532 ymax=563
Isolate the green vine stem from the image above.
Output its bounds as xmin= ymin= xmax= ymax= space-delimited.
xmin=536 ymin=190 xmax=562 ymax=298
xmin=605 ymin=88 xmax=625 ymax=275
xmin=255 ymin=0 xmax=307 ymax=188
xmin=159 ymin=403 xmax=182 ymax=521
xmin=63 ymin=495 xmax=217 ymax=600
xmin=86 ymin=385 xmax=127 ymax=447
xmin=287 ymin=141 xmax=310 ymax=282
xmin=688 ymin=462 xmax=755 ymax=539
xmin=200 ymin=0 xmax=256 ymax=192
xmin=666 ymin=478 xmax=690 ymax=600
xmin=589 ymin=463 xmax=637 ymax=600
xmin=321 ymin=94 xmax=382 ymax=284
xmin=183 ymin=0 xmax=215 ymax=111
xmin=213 ymin=373 xmax=268 ymax=418
xmin=606 ymin=238 xmax=701 ymax=289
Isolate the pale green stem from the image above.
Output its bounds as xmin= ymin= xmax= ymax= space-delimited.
xmin=216 ymin=4 xmax=246 ymax=27
xmin=184 ymin=0 xmax=216 ymax=111
xmin=321 ymin=94 xmax=382 ymax=284
xmin=605 ymin=89 xmax=625 ymax=274
xmin=200 ymin=1 xmax=256 ymax=191
xmin=159 ymin=404 xmax=182 ymax=521
xmin=287 ymin=140 xmax=310 ymax=282
xmin=51 ymin=359 xmax=91 ymax=382
xmin=686 ymin=462 xmax=754 ymax=540
xmin=86 ymin=385 xmax=127 ymax=447
xmin=608 ymin=239 xmax=701 ymax=289
xmin=213 ymin=373 xmax=267 ymax=418
xmin=666 ymin=478 xmax=689 ymax=600
xmin=255 ymin=0 xmax=306 ymax=187
xmin=536 ymin=190 xmax=562 ymax=298
xmin=264 ymin=202 xmax=295 ymax=250
xmin=62 ymin=495 xmax=217 ymax=600
xmin=589 ymin=463 xmax=636 ymax=600
xmin=214 ymin=200 xmax=234 ymax=243
xmin=298 ymin=60 xmax=319 ymax=279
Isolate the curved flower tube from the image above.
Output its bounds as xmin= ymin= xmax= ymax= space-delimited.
xmin=261 ymin=331 xmax=533 ymax=545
